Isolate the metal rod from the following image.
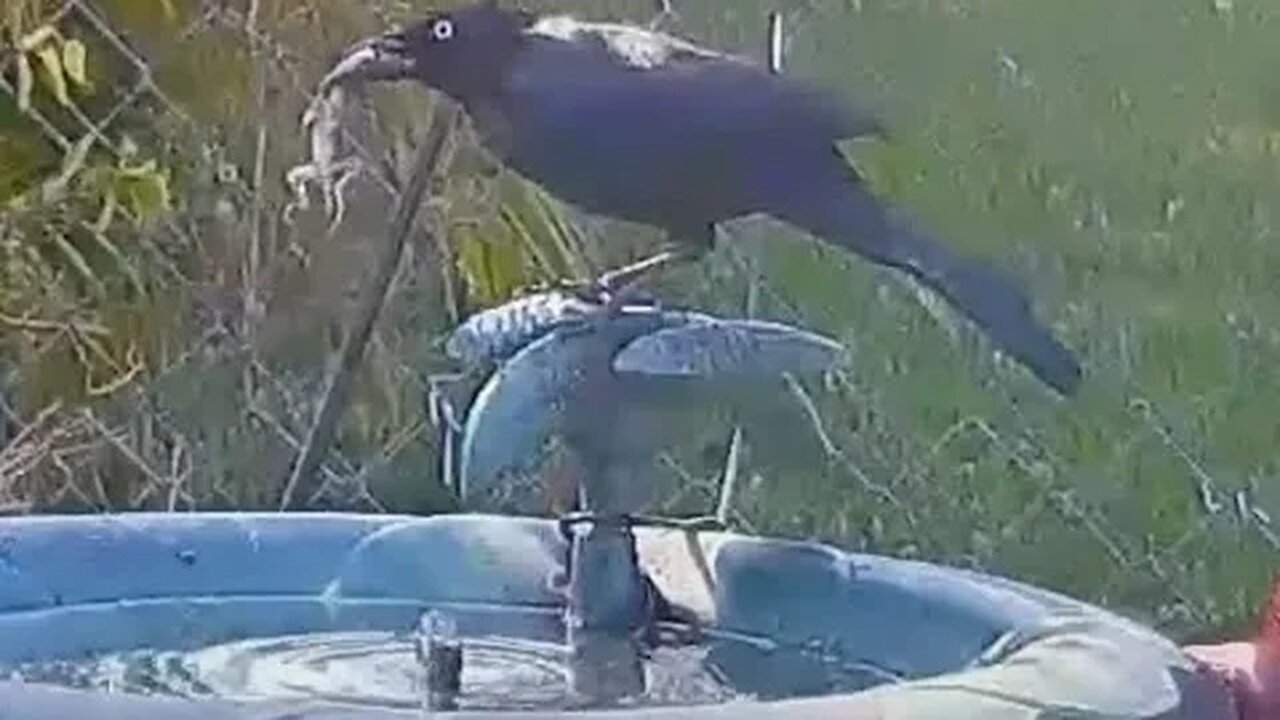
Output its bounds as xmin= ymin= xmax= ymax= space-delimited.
xmin=768 ymin=12 xmax=785 ymax=74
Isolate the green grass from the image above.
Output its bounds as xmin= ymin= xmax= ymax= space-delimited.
xmin=587 ymin=0 xmax=1280 ymax=639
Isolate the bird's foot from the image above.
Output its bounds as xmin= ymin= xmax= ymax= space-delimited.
xmin=510 ymin=275 xmax=654 ymax=314
xmin=561 ymin=248 xmax=693 ymax=311
xmin=595 ymin=249 xmax=692 ymax=299
xmin=557 ymin=276 xmax=658 ymax=313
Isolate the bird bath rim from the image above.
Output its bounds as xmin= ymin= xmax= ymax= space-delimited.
xmin=0 ymin=512 xmax=1178 ymax=719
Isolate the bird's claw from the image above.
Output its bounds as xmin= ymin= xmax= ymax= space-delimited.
xmin=531 ymin=274 xmax=657 ymax=311
xmin=577 ymin=280 xmax=660 ymax=312
xmin=557 ymin=250 xmax=691 ymax=316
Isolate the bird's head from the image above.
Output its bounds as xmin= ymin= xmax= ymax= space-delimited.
xmin=323 ymin=4 xmax=535 ymax=102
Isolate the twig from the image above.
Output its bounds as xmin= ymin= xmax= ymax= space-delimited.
xmin=1 ymin=400 xmax=65 ymax=458
xmin=0 ymin=401 xmax=65 ymax=505
xmin=1130 ymin=398 xmax=1226 ymax=516
xmin=714 ymin=427 xmax=744 ymax=525
xmin=656 ymin=451 xmax=719 ymax=511
xmin=712 ymin=239 xmax=761 ymax=527
xmin=79 ymin=408 xmax=170 ymax=495
xmin=783 ymin=373 xmax=918 ymax=529
xmin=0 ymin=312 xmax=109 ymax=337
xmin=247 ymin=402 xmax=352 ymax=493
xmin=243 ymin=0 xmax=270 ymax=408
xmin=281 ymin=102 xmax=457 ymax=510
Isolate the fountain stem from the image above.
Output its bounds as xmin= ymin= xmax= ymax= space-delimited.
xmin=561 ymin=516 xmax=652 ymax=705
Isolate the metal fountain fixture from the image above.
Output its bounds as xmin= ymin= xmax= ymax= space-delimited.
xmin=427 ymin=263 xmax=848 ymax=706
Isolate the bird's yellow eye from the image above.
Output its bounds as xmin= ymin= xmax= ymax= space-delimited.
xmin=431 ymin=18 xmax=454 ymax=41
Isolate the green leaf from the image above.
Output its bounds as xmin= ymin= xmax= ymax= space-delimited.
xmin=121 ymin=167 xmax=171 ymax=222
xmin=61 ymin=39 xmax=87 ymax=88
xmin=105 ymin=159 xmax=171 ymax=223
xmin=498 ymin=203 xmax=557 ymax=281
xmin=455 ymin=225 xmax=526 ymax=306
xmin=33 ymin=42 xmax=71 ymax=107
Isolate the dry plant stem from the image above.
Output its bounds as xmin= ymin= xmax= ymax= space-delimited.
xmin=714 ymin=427 xmax=743 ymax=526
xmin=247 ymin=403 xmax=350 ymax=490
xmin=244 ymin=0 xmax=269 ymax=408
xmin=79 ymin=408 xmax=171 ymax=495
xmin=0 ymin=401 xmax=64 ymax=509
xmin=281 ymin=103 xmax=457 ymax=510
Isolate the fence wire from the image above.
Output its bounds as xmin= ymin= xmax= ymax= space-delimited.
xmin=0 ymin=0 xmax=1275 ymax=640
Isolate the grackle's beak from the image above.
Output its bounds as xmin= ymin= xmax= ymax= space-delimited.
xmin=319 ymin=32 xmax=417 ymax=92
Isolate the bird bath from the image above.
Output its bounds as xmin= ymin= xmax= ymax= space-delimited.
xmin=0 ymin=291 xmax=1188 ymax=718
xmin=0 ymin=511 xmax=1137 ymax=720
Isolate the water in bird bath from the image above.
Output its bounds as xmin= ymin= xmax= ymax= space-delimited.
xmin=3 ymin=623 xmax=896 ymax=712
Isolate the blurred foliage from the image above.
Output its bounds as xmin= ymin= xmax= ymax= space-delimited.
xmin=658 ymin=0 xmax=1280 ymax=638
xmin=0 ymin=0 xmax=1277 ymax=645
xmin=452 ymin=174 xmax=599 ymax=305
xmin=0 ymin=0 xmax=630 ymax=515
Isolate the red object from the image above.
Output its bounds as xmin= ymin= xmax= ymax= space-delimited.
xmin=1258 ymin=574 xmax=1280 ymax=646
xmin=1185 ymin=575 xmax=1280 ymax=720
xmin=1251 ymin=575 xmax=1280 ymax=719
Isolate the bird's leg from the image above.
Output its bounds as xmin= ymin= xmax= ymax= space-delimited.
xmin=580 ymin=225 xmax=715 ymax=310
xmin=551 ymin=249 xmax=681 ymax=315
xmin=593 ymin=249 xmax=687 ymax=302
xmin=549 ymin=228 xmax=713 ymax=345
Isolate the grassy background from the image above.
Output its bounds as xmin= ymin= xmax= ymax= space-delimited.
xmin=2 ymin=0 xmax=1278 ymax=643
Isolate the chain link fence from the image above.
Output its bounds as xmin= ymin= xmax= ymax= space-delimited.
xmin=1 ymin=0 xmax=1276 ymax=642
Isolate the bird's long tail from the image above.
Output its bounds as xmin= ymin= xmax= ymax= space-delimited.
xmin=770 ymin=166 xmax=1082 ymax=396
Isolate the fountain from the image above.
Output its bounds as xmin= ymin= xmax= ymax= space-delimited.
xmin=0 ymin=279 xmax=1209 ymax=719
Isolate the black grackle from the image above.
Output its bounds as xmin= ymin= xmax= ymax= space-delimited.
xmin=325 ymin=4 xmax=1083 ymax=395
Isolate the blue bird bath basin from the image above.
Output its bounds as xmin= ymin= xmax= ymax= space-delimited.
xmin=0 ymin=512 xmax=1201 ymax=719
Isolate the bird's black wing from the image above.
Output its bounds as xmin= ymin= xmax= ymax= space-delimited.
xmin=489 ymin=17 xmax=881 ymax=225
xmin=521 ymin=16 xmax=884 ymax=143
